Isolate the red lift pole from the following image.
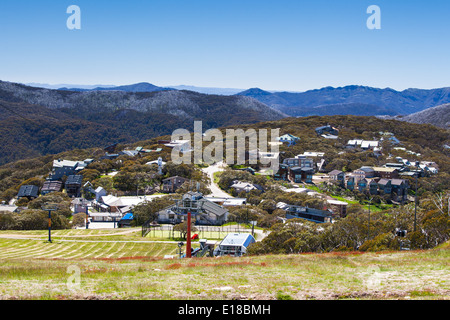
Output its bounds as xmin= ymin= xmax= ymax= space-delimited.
xmin=186 ymin=211 xmax=192 ymax=258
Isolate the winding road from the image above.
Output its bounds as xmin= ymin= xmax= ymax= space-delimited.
xmin=201 ymin=161 xmax=234 ymax=198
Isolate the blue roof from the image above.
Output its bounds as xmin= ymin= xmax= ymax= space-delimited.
xmin=121 ymin=213 xmax=134 ymax=220
xmin=220 ymin=233 xmax=255 ymax=248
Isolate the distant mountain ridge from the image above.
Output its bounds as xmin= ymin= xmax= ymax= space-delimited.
xmin=29 ymin=82 xmax=245 ymax=95
xmin=27 ymin=82 xmax=450 ymax=117
xmin=168 ymin=85 xmax=245 ymax=95
xmin=21 ymin=81 xmax=450 ymax=119
xmin=237 ymin=85 xmax=450 ymax=117
xmin=58 ymin=82 xmax=174 ymax=93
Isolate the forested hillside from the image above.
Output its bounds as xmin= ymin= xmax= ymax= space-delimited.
xmin=1 ymin=115 xmax=448 ymax=204
xmin=0 ymin=81 xmax=285 ymax=165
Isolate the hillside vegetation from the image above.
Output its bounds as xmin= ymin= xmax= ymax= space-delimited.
xmin=1 ymin=115 xmax=448 ymax=201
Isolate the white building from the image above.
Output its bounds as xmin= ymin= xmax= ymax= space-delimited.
xmin=347 ymin=140 xmax=380 ymax=151
xmin=204 ymin=197 xmax=247 ymax=207
xmin=165 ymin=140 xmax=192 ymax=153
xmin=94 ymin=187 xmax=107 ymax=202
xmin=230 ymin=181 xmax=260 ymax=193
xmin=277 ymin=134 xmax=300 ymax=146
xmin=297 ymin=152 xmax=325 ymax=158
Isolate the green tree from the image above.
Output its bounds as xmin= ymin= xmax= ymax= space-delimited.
xmin=173 ymin=221 xmax=198 ymax=240
xmin=133 ymin=197 xmax=174 ymax=226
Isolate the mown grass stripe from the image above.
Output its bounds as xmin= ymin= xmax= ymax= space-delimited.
xmin=41 ymin=242 xmax=81 ymax=259
xmin=107 ymin=242 xmax=127 ymax=258
xmin=0 ymin=240 xmax=36 ymax=257
xmin=82 ymin=242 xmax=110 ymax=259
xmin=9 ymin=241 xmax=70 ymax=259
xmin=0 ymin=241 xmax=48 ymax=259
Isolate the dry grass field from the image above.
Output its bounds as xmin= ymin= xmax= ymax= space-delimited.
xmin=0 ymin=229 xmax=449 ymax=300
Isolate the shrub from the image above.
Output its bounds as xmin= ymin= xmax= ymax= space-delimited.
xmin=0 ymin=212 xmax=21 ymax=230
xmin=0 ymin=210 xmax=71 ymax=230
xmin=359 ymin=233 xmax=398 ymax=252
xmin=72 ymin=213 xmax=86 ymax=228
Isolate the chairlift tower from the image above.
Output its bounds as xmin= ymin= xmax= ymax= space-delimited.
xmin=41 ymin=203 xmax=58 ymax=243
xmin=414 ymin=161 xmax=419 ymax=232
xmin=186 ymin=211 xmax=192 ymax=258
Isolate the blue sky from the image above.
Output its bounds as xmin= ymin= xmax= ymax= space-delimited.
xmin=0 ymin=0 xmax=449 ymax=91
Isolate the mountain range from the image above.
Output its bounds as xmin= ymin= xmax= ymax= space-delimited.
xmin=236 ymin=86 xmax=450 ymax=117
xmin=2 ymin=80 xmax=448 ymax=165
xmin=33 ymin=82 xmax=450 ymax=117
xmin=0 ymin=80 xmax=284 ymax=165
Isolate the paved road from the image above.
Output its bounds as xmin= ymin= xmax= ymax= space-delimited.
xmin=201 ymin=161 xmax=234 ymax=198
xmin=200 ymin=163 xmax=269 ymax=241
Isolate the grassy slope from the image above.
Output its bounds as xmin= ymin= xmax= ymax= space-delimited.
xmin=0 ymin=229 xmax=448 ymax=300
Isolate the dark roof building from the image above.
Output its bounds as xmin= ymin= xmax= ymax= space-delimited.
xmin=378 ymin=179 xmax=392 ymax=194
xmin=283 ymin=157 xmax=314 ymax=169
xmin=41 ymin=180 xmax=63 ymax=195
xmin=156 ymin=192 xmax=229 ymax=226
xmin=66 ymin=175 xmax=83 ymax=185
xmin=284 ymin=204 xmax=333 ymax=224
xmin=162 ymin=176 xmax=190 ymax=193
xmin=315 ymin=125 xmax=339 ymax=136
xmin=17 ymin=185 xmax=39 ymax=199
xmin=274 ymin=163 xmax=289 ymax=181
xmin=289 ymin=166 xmax=314 ymax=183
xmin=65 ymin=175 xmax=83 ymax=198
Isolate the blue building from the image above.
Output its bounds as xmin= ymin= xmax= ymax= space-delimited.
xmin=214 ymin=233 xmax=256 ymax=257
xmin=118 ymin=213 xmax=134 ymax=228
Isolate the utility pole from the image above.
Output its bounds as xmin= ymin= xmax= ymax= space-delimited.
xmin=414 ymin=173 xmax=417 ymax=232
xmin=42 ymin=204 xmax=58 ymax=243
xmin=85 ymin=204 xmax=89 ymax=229
xmin=368 ymin=197 xmax=373 ymax=240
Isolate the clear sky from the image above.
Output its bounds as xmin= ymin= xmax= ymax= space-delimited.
xmin=0 ymin=0 xmax=449 ymax=92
